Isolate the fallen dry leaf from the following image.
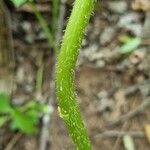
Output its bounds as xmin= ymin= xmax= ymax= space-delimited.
xmin=129 ymin=49 xmax=146 ymax=65
xmin=132 ymin=0 xmax=150 ymax=12
xmin=145 ymin=124 xmax=150 ymax=143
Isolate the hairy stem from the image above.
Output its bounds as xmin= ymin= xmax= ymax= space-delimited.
xmin=56 ymin=0 xmax=96 ymax=149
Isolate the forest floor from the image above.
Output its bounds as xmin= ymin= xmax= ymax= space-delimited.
xmin=0 ymin=0 xmax=150 ymax=150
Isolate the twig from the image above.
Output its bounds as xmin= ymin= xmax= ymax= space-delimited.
xmin=39 ymin=68 xmax=55 ymax=150
xmin=0 ymin=0 xmax=14 ymax=67
xmin=0 ymin=1 xmax=14 ymax=94
xmin=94 ymin=131 xmax=145 ymax=139
xmin=109 ymin=98 xmax=150 ymax=126
xmin=4 ymin=133 xmax=22 ymax=150
xmin=112 ymin=122 xmax=128 ymax=150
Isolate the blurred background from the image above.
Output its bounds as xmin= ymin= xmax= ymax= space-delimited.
xmin=0 ymin=0 xmax=150 ymax=150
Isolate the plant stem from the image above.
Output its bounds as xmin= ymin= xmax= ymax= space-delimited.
xmin=56 ymin=0 xmax=96 ymax=149
xmin=29 ymin=2 xmax=57 ymax=53
xmin=52 ymin=0 xmax=60 ymax=36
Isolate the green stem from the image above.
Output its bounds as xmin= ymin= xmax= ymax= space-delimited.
xmin=52 ymin=0 xmax=60 ymax=36
xmin=56 ymin=0 xmax=96 ymax=149
xmin=29 ymin=2 xmax=57 ymax=53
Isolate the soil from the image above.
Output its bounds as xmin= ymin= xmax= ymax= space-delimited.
xmin=0 ymin=0 xmax=150 ymax=150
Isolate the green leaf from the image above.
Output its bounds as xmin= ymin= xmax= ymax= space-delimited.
xmin=0 ymin=116 xmax=7 ymax=127
xmin=0 ymin=93 xmax=11 ymax=113
xmin=11 ymin=0 xmax=33 ymax=7
xmin=119 ymin=35 xmax=132 ymax=43
xmin=25 ymin=109 xmax=39 ymax=124
xmin=22 ymin=100 xmax=46 ymax=113
xmin=42 ymin=105 xmax=53 ymax=114
xmin=11 ymin=0 xmax=27 ymax=7
xmin=10 ymin=109 xmax=38 ymax=134
xmin=21 ymin=101 xmax=37 ymax=111
xmin=119 ymin=37 xmax=141 ymax=54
